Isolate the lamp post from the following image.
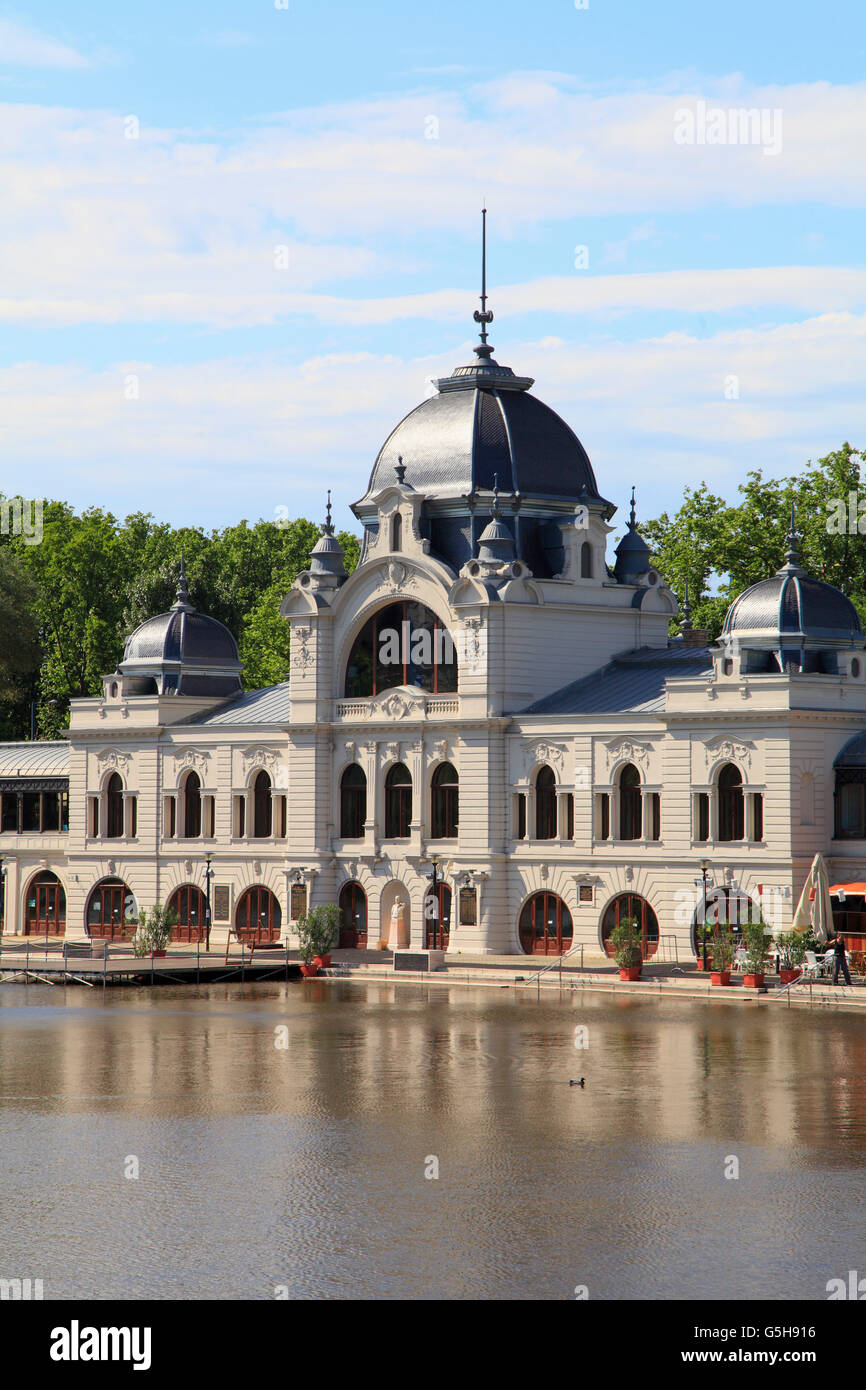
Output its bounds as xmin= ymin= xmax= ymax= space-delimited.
xmin=203 ymin=853 xmax=213 ymax=953
xmin=0 ymin=853 xmax=4 ymax=938
xmin=427 ymin=853 xmax=440 ymax=950
xmin=699 ymin=858 xmax=711 ymax=971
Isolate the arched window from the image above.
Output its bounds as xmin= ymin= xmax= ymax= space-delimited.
xmin=340 ymin=765 xmax=367 ymax=839
xmin=167 ymin=885 xmax=207 ymax=943
xmin=535 ymin=765 xmax=557 ymax=840
xmin=580 ymin=541 xmax=592 ymax=578
xmin=344 ymin=601 xmax=457 ymax=698
xmin=424 ymin=883 xmax=452 ymax=949
xmin=602 ymin=893 xmax=659 ymax=960
xmin=718 ymin=763 xmax=744 ymax=842
xmin=235 ymin=886 xmax=281 ymax=944
xmin=430 ymin=762 xmax=459 ymax=839
xmin=183 ymin=771 xmax=202 ymax=839
xmin=391 ymin=512 xmax=402 ymax=552
xmin=339 ymin=881 xmax=367 ymax=948
xmin=24 ymin=871 xmax=66 ymax=936
xmin=385 ymin=763 xmax=412 ymax=838
xmin=519 ymin=892 xmax=573 ymax=956
xmin=105 ymin=772 xmax=124 ymax=839
xmin=619 ymin=763 xmax=642 ymax=840
xmin=253 ymin=770 xmax=272 ymax=839
xmin=87 ymin=878 xmax=135 ymax=941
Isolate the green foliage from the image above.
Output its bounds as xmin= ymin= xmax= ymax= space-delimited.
xmin=0 ymin=501 xmax=360 ymax=739
xmin=296 ymin=904 xmax=342 ymax=965
xmin=775 ymin=930 xmax=807 ymax=970
xmin=609 ymin=917 xmax=642 ymax=969
xmin=133 ymin=905 xmax=177 ymax=955
xmin=743 ymin=920 xmax=771 ymax=973
xmin=710 ymin=928 xmax=736 ymax=971
xmin=641 ymin=443 xmax=865 ymax=639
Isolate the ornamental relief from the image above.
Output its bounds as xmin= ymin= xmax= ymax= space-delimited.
xmin=290 ymin=626 xmax=313 ymax=670
xmin=603 ymin=738 xmax=652 ymax=770
xmin=241 ymin=746 xmax=288 ymax=788
xmin=172 ymin=748 xmax=211 ymax=774
xmin=702 ymin=736 xmax=755 ymax=771
xmin=384 ymin=560 xmax=417 ymax=594
xmin=523 ymin=741 xmax=566 ymax=775
xmin=95 ymin=748 xmax=132 ymax=773
xmin=378 ymin=690 xmax=423 ymax=720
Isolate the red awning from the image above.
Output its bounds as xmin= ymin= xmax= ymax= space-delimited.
xmin=829 ymin=883 xmax=866 ymax=896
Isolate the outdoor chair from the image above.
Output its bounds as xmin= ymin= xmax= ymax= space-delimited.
xmin=731 ymin=948 xmax=749 ymax=973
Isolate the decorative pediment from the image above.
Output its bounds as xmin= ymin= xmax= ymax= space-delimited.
xmin=703 ymin=735 xmax=755 ymax=770
xmin=172 ymin=747 xmax=211 ymax=774
xmin=604 ymin=738 xmax=652 ymax=770
xmin=372 ymin=687 xmax=425 ymax=721
xmin=96 ymin=748 xmax=132 ymax=772
xmin=242 ymin=745 xmax=288 ymax=788
xmin=523 ymin=740 xmax=566 ymax=774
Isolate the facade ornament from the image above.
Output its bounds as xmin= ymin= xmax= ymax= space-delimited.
xmin=524 ymin=740 xmax=565 ymax=774
xmin=703 ymin=736 xmax=754 ymax=770
xmin=96 ymin=749 xmax=132 ymax=773
xmin=604 ymin=737 xmax=651 ymax=770
xmin=173 ymin=747 xmax=210 ymax=774
xmin=385 ymin=560 xmax=416 ymax=593
xmin=380 ymin=691 xmax=416 ymax=720
xmin=290 ymin=626 xmax=313 ymax=670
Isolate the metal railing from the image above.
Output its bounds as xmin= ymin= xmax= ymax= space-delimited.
xmin=517 ymin=942 xmax=585 ymax=995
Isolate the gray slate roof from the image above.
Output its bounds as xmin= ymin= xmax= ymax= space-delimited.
xmin=522 ymin=645 xmax=714 ymax=716
xmin=182 ymin=683 xmax=290 ymax=726
xmin=0 ymin=742 xmax=70 ymax=776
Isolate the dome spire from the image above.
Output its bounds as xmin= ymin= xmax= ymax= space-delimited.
xmin=323 ymin=488 xmax=333 ymax=535
xmin=473 ymin=205 xmax=495 ymax=361
xmin=171 ymin=549 xmax=193 ymax=612
xmin=778 ymin=500 xmax=805 ymax=576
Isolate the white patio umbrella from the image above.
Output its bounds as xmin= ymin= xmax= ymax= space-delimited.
xmin=791 ymin=853 xmax=833 ymax=943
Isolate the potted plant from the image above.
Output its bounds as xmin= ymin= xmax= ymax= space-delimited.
xmin=710 ymin=928 xmax=735 ymax=985
xmin=134 ymin=906 xmax=175 ymax=958
xmin=742 ymin=920 xmax=770 ymax=987
xmin=776 ymin=930 xmax=806 ymax=984
xmin=296 ymin=904 xmax=341 ymax=974
xmin=610 ymin=917 xmax=643 ymax=981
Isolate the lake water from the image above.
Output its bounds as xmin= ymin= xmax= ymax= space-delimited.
xmin=1 ymin=979 xmax=864 ymax=1300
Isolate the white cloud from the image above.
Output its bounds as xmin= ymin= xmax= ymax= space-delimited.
xmin=0 ymin=19 xmax=91 ymax=69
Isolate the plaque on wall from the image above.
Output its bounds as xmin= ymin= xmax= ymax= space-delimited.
xmin=213 ymin=885 xmax=230 ymax=922
xmin=579 ymin=884 xmax=594 ymax=903
xmin=290 ymin=883 xmax=307 ymax=920
xmin=459 ymin=886 xmax=477 ymax=926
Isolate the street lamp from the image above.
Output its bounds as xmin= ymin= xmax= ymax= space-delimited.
xmin=427 ymin=853 xmax=440 ymax=950
xmin=203 ymin=853 xmax=213 ymax=952
xmin=699 ymin=858 xmax=711 ymax=971
xmin=0 ymin=853 xmax=4 ymax=938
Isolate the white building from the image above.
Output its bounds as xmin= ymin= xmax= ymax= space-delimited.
xmin=4 ymin=321 xmax=866 ymax=960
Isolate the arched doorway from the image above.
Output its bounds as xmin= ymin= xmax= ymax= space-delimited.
xmin=424 ymin=883 xmax=452 ymax=949
xmin=235 ymin=886 xmax=281 ymax=945
xmin=87 ymin=879 xmax=136 ymax=940
xmin=24 ymin=871 xmax=66 ymax=936
xmin=601 ymin=893 xmax=659 ymax=960
xmin=519 ymin=892 xmax=573 ymax=956
xmin=167 ymin=885 xmax=207 ymax=944
xmin=690 ymin=885 xmax=759 ymax=957
xmin=339 ymin=881 xmax=368 ymax=948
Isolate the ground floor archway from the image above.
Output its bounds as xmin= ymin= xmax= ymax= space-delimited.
xmin=235 ymin=886 xmax=282 ymax=945
xmin=339 ymin=881 xmax=368 ymax=948
xmin=424 ymin=883 xmax=452 ymax=949
xmin=24 ymin=871 xmax=66 ymax=936
xmin=167 ymin=885 xmax=207 ymax=943
xmin=87 ymin=879 xmax=136 ymax=940
xmin=519 ymin=892 xmax=573 ymax=956
xmin=601 ymin=893 xmax=660 ymax=960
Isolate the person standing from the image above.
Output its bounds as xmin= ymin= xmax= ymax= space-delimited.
xmin=831 ymin=933 xmax=852 ymax=986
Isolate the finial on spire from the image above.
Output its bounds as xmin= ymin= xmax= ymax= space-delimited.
xmin=779 ymin=499 xmax=804 ymax=574
xmin=395 ymin=456 xmax=406 ymax=485
xmin=172 ymin=548 xmax=192 ymax=611
xmin=492 ymin=473 xmax=500 ymax=516
xmin=472 ymin=205 xmax=495 ymax=360
xmin=323 ymin=489 xmax=333 ymax=535
xmin=629 ymin=486 xmax=637 ymax=528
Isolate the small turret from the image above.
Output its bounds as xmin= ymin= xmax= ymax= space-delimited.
xmin=614 ymin=487 xmax=652 ymax=585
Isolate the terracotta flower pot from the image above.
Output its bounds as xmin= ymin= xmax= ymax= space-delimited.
xmin=710 ymin=970 xmax=731 ymax=986
xmin=300 ymin=962 xmax=319 ymax=978
xmin=152 ymin=949 xmax=167 ymax=958
xmin=743 ymin=972 xmax=764 ymax=988
xmin=780 ymin=968 xmax=802 ymax=985
xmin=314 ymin=954 xmax=332 ymax=968
xmin=619 ymin=966 xmax=641 ymax=981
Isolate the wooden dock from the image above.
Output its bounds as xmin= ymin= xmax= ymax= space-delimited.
xmin=0 ymin=939 xmax=302 ymax=989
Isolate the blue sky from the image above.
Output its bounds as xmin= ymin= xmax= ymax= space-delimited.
xmin=1 ymin=1 xmax=865 ymax=542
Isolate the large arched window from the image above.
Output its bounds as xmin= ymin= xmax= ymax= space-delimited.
xmin=340 ymin=765 xmax=367 ymax=838
xmin=339 ymin=881 xmax=367 ymax=948
xmin=519 ymin=892 xmax=573 ymax=956
xmin=718 ymin=763 xmax=744 ymax=842
xmin=385 ymin=763 xmax=412 ymax=838
xmin=430 ymin=762 xmax=459 ymax=839
xmin=25 ymin=871 xmax=66 ymax=936
xmin=619 ymin=763 xmax=642 ymax=840
xmin=535 ymin=765 xmax=557 ymax=840
xmin=602 ymin=893 xmax=659 ymax=960
xmin=87 ymin=878 xmax=135 ymax=940
xmin=106 ymin=772 xmax=124 ymax=839
xmin=235 ymin=886 xmax=281 ymax=944
xmin=253 ymin=770 xmax=272 ymax=839
xmin=183 ymin=771 xmax=202 ymax=839
xmin=344 ymin=601 xmax=457 ymax=698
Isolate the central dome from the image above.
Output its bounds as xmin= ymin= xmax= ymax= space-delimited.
xmin=119 ymin=560 xmax=243 ymax=698
xmin=359 ymin=356 xmax=603 ymax=505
